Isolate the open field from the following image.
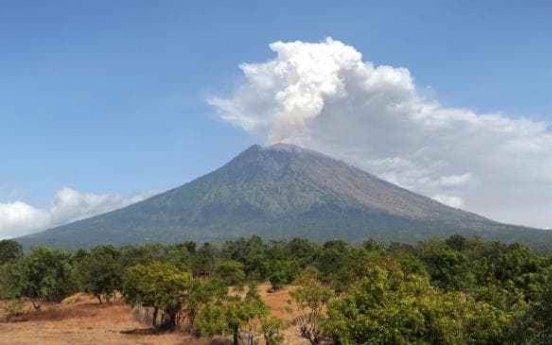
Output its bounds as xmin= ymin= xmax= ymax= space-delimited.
xmin=0 ymin=284 xmax=305 ymax=345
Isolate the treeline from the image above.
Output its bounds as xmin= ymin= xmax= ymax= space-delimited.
xmin=1 ymin=235 xmax=552 ymax=344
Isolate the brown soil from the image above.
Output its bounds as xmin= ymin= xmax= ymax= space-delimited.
xmin=0 ymin=285 xmax=308 ymax=345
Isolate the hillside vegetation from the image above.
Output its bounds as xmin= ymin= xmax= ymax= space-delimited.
xmin=2 ymin=235 xmax=552 ymax=344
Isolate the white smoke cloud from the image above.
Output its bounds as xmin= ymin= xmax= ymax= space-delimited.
xmin=210 ymin=37 xmax=552 ymax=228
xmin=0 ymin=188 xmax=148 ymax=239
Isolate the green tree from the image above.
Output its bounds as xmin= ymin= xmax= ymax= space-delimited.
xmin=290 ymin=267 xmax=333 ymax=345
xmin=119 ymin=243 xmax=171 ymax=268
xmin=18 ymin=247 xmax=77 ymax=310
xmin=194 ymin=302 xmax=228 ymax=337
xmin=164 ymin=242 xmax=195 ymax=271
xmin=183 ymin=278 xmax=228 ymax=332
xmin=77 ymin=245 xmax=123 ymax=303
xmin=123 ymin=262 xmax=192 ymax=330
xmin=227 ymin=285 xmax=268 ymax=345
xmin=283 ymin=238 xmax=319 ymax=268
xmin=0 ymin=261 xmax=23 ymax=300
xmin=326 ymin=246 xmax=378 ymax=292
xmin=192 ymin=242 xmax=218 ymax=277
xmin=196 ymin=284 xmax=269 ymax=345
xmin=317 ymin=240 xmax=350 ymax=279
xmin=511 ymin=282 xmax=552 ymax=344
xmin=261 ymin=315 xmax=285 ymax=345
xmin=445 ymin=234 xmax=469 ymax=252
xmin=324 ymin=264 xmax=438 ymax=344
xmin=213 ymin=259 xmax=247 ymax=287
xmin=416 ymin=239 xmax=475 ymax=291
xmin=323 ymin=256 xmax=514 ymax=345
xmin=223 ymin=236 xmax=268 ymax=279
xmin=0 ymin=239 xmax=23 ymax=264
xmin=267 ymin=259 xmax=299 ymax=291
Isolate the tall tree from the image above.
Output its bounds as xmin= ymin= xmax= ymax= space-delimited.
xmin=19 ymin=247 xmax=77 ymax=310
xmin=77 ymin=245 xmax=123 ymax=303
xmin=183 ymin=278 xmax=228 ymax=332
xmin=290 ymin=268 xmax=333 ymax=345
xmin=123 ymin=262 xmax=192 ymax=330
xmin=196 ymin=284 xmax=271 ymax=345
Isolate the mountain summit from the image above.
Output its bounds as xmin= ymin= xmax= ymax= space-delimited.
xmin=18 ymin=144 xmax=549 ymax=248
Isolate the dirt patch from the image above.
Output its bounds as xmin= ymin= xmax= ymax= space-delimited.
xmin=0 ymin=296 xmax=192 ymax=345
xmin=0 ymin=287 xmax=308 ymax=345
xmin=258 ymin=283 xmax=298 ymax=322
xmin=258 ymin=283 xmax=309 ymax=344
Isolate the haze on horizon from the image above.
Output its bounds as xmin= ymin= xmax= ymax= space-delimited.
xmin=1 ymin=0 xmax=551 ymax=238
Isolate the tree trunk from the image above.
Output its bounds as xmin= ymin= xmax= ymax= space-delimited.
xmin=309 ymin=333 xmax=320 ymax=345
xmin=96 ymin=295 xmax=102 ymax=304
xmin=233 ymin=331 xmax=239 ymax=345
xmin=311 ymin=334 xmax=321 ymax=345
xmin=244 ymin=333 xmax=255 ymax=345
xmin=152 ymin=307 xmax=159 ymax=329
xmin=189 ymin=310 xmax=197 ymax=331
xmin=31 ymin=300 xmax=41 ymax=311
xmin=164 ymin=310 xmax=178 ymax=330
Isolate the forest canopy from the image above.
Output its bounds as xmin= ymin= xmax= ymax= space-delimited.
xmin=1 ymin=235 xmax=552 ymax=344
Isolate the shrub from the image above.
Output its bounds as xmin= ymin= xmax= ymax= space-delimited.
xmin=213 ymin=260 xmax=246 ymax=287
xmin=3 ymin=299 xmax=25 ymax=321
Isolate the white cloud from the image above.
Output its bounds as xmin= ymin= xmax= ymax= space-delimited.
xmin=210 ymin=37 xmax=552 ymax=228
xmin=0 ymin=202 xmax=51 ymax=238
xmin=436 ymin=173 xmax=473 ymax=188
xmin=0 ymin=188 xmax=148 ymax=239
xmin=432 ymin=195 xmax=465 ymax=209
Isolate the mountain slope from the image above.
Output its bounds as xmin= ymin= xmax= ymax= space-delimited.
xmin=17 ymin=144 xmax=550 ymax=248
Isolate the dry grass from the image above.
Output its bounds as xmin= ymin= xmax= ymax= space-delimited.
xmin=0 ymin=284 xmax=308 ymax=345
xmin=0 ymin=296 xmax=219 ymax=345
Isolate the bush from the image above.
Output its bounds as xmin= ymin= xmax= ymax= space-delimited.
xmin=3 ymin=299 xmax=25 ymax=321
xmin=212 ymin=260 xmax=246 ymax=287
xmin=261 ymin=315 xmax=285 ymax=345
xmin=267 ymin=259 xmax=299 ymax=291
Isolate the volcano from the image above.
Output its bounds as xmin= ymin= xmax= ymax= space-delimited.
xmin=17 ymin=144 xmax=550 ymax=248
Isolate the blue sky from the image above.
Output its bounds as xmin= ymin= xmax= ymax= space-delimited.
xmin=1 ymin=0 xmax=552 ymax=236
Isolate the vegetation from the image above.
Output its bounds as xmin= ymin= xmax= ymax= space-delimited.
xmin=123 ymin=262 xmax=192 ymax=330
xmin=290 ymin=267 xmax=333 ymax=344
xmin=3 ymin=235 xmax=552 ymax=344
xmin=0 ymin=247 xmax=77 ymax=310
xmin=196 ymin=284 xmax=268 ymax=345
xmin=76 ymin=245 xmax=123 ymax=304
xmin=212 ymin=259 xmax=247 ymax=287
xmin=0 ymin=239 xmax=23 ymax=263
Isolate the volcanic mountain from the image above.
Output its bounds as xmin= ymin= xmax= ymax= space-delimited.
xmin=17 ymin=144 xmax=550 ymax=249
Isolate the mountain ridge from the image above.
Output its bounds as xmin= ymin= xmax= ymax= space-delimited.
xmin=17 ymin=143 xmax=550 ymax=249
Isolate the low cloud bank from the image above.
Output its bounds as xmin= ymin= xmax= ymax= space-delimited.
xmin=0 ymin=188 xmax=148 ymax=239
